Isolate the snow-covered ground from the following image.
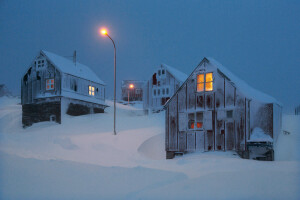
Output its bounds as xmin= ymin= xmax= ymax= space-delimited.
xmin=0 ymin=97 xmax=299 ymax=199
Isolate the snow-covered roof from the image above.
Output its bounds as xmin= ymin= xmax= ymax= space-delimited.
xmin=161 ymin=63 xmax=188 ymax=83
xmin=207 ymin=57 xmax=280 ymax=105
xmin=41 ymin=50 xmax=105 ymax=85
xmin=164 ymin=57 xmax=280 ymax=108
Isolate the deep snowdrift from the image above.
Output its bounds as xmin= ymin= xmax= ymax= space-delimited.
xmin=0 ymin=97 xmax=299 ymax=199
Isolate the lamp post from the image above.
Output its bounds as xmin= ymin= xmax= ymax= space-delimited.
xmin=128 ymin=84 xmax=134 ymax=104
xmin=100 ymin=28 xmax=117 ymax=135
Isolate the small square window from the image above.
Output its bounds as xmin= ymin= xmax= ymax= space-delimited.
xmin=227 ymin=110 xmax=233 ymax=118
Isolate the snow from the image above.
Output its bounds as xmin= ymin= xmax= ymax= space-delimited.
xmin=207 ymin=57 xmax=281 ymax=105
xmin=0 ymin=97 xmax=299 ymax=199
xmin=248 ymin=127 xmax=273 ymax=142
xmin=162 ymin=63 xmax=188 ymax=83
xmin=42 ymin=50 xmax=105 ymax=85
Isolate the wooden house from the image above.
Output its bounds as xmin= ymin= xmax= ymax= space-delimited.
xmin=164 ymin=57 xmax=282 ymax=160
xmin=121 ymin=80 xmax=146 ymax=102
xmin=21 ymin=50 xmax=107 ymax=127
xmin=143 ymin=64 xmax=187 ymax=112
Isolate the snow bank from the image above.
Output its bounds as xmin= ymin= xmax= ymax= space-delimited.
xmin=0 ymin=97 xmax=299 ymax=199
xmin=275 ymin=115 xmax=300 ymax=161
xmin=248 ymin=127 xmax=273 ymax=142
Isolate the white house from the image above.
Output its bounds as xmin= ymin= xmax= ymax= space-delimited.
xmin=143 ymin=64 xmax=187 ymax=112
xmin=21 ymin=50 xmax=107 ymax=127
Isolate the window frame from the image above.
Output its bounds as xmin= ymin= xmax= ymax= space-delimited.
xmin=46 ymin=78 xmax=55 ymax=91
xmin=188 ymin=112 xmax=204 ymax=130
xmin=196 ymin=72 xmax=214 ymax=92
xmin=89 ymin=85 xmax=95 ymax=96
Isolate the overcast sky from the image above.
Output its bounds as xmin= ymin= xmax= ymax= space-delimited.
xmin=0 ymin=0 xmax=299 ymax=113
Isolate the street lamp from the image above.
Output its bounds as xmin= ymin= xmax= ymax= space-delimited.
xmin=100 ymin=28 xmax=117 ymax=135
xmin=128 ymin=84 xmax=134 ymax=104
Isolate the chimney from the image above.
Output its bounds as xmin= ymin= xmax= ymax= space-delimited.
xmin=73 ymin=50 xmax=77 ymax=66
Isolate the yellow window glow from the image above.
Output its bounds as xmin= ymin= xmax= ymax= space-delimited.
xmin=197 ymin=83 xmax=204 ymax=92
xmin=197 ymin=74 xmax=204 ymax=83
xmin=206 ymin=73 xmax=213 ymax=82
xmin=205 ymin=82 xmax=213 ymax=91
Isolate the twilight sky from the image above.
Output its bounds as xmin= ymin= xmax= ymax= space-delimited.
xmin=0 ymin=0 xmax=299 ymax=113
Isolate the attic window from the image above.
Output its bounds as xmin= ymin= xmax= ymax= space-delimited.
xmin=46 ymin=79 xmax=54 ymax=90
xmin=89 ymin=86 xmax=95 ymax=96
xmin=37 ymin=59 xmax=45 ymax=68
xmin=197 ymin=72 xmax=213 ymax=92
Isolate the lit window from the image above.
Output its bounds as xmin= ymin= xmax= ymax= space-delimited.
xmin=205 ymin=73 xmax=213 ymax=91
xmin=197 ymin=74 xmax=204 ymax=92
xmin=196 ymin=112 xmax=203 ymax=129
xmin=188 ymin=113 xmax=195 ymax=129
xmin=197 ymin=73 xmax=213 ymax=92
xmin=46 ymin=79 xmax=54 ymax=90
xmin=89 ymin=86 xmax=95 ymax=96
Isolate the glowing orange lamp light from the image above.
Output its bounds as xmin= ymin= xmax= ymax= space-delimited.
xmin=100 ymin=28 xmax=108 ymax=35
xmin=129 ymin=84 xmax=134 ymax=89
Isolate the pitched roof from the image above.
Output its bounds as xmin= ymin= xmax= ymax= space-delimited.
xmin=165 ymin=57 xmax=280 ymax=108
xmin=207 ymin=57 xmax=280 ymax=105
xmin=161 ymin=63 xmax=188 ymax=83
xmin=41 ymin=50 xmax=105 ymax=85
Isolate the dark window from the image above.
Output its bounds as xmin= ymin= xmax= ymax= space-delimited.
xmin=152 ymin=73 xmax=157 ymax=85
xmin=166 ymin=88 xmax=169 ymax=94
xmin=153 ymin=89 xmax=156 ymax=96
xmin=206 ymin=95 xmax=212 ymax=109
xmin=162 ymin=88 xmax=165 ymax=95
xmin=158 ymin=70 xmax=161 ymax=76
xmin=227 ymin=110 xmax=233 ymax=118
xmin=158 ymin=89 xmax=160 ymax=95
xmin=162 ymin=70 xmax=165 ymax=75
xmin=196 ymin=95 xmax=204 ymax=108
xmin=158 ymin=81 xmax=160 ymax=86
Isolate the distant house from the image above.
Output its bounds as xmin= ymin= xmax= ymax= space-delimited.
xmin=143 ymin=64 xmax=187 ymax=112
xmin=121 ymin=80 xmax=145 ymax=102
xmin=0 ymin=84 xmax=12 ymax=97
xmin=296 ymin=105 xmax=300 ymax=115
xmin=21 ymin=50 xmax=107 ymax=127
xmin=164 ymin=58 xmax=282 ymax=160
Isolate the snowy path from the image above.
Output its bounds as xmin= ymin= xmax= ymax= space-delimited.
xmin=0 ymin=97 xmax=299 ymax=199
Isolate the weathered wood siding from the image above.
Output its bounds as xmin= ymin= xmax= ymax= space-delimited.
xmin=166 ymin=58 xmax=278 ymax=156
